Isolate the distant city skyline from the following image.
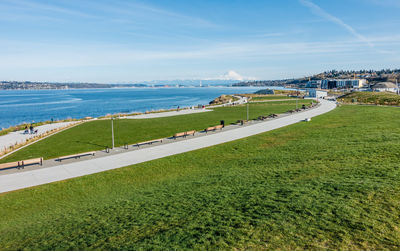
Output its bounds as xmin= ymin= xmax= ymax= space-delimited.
xmin=0 ymin=0 xmax=399 ymax=83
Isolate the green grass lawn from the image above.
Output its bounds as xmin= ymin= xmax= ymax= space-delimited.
xmin=0 ymin=100 xmax=312 ymax=162
xmin=338 ymin=91 xmax=400 ymax=105
xmin=0 ymin=105 xmax=399 ymax=249
xmin=250 ymin=95 xmax=295 ymax=101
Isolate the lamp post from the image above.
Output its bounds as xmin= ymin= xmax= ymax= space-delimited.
xmin=246 ymin=101 xmax=249 ymax=121
xmin=111 ymin=117 xmax=115 ymax=149
xmin=296 ymin=87 xmax=299 ymax=110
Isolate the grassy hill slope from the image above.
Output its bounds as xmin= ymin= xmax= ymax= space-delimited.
xmin=1 ymin=100 xmax=311 ymax=162
xmin=0 ymin=105 xmax=399 ymax=249
xmin=338 ymin=91 xmax=400 ymax=106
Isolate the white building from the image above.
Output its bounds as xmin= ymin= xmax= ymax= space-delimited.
xmin=307 ymin=89 xmax=328 ymax=98
xmin=371 ymin=82 xmax=399 ymax=93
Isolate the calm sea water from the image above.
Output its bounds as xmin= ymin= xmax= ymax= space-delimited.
xmin=0 ymin=87 xmax=284 ymax=129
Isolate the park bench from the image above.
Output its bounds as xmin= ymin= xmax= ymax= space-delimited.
xmin=0 ymin=157 xmax=43 ymax=170
xmin=206 ymin=125 xmax=224 ymax=132
xmin=20 ymin=157 xmax=43 ymax=168
xmin=205 ymin=126 xmax=216 ymax=132
xmin=236 ymin=120 xmax=248 ymax=125
xmin=136 ymin=138 xmax=163 ymax=147
xmin=185 ymin=130 xmax=196 ymax=136
xmin=0 ymin=161 xmax=21 ymax=170
xmin=56 ymin=151 xmax=96 ymax=162
xmin=173 ymin=130 xmax=196 ymax=139
xmin=173 ymin=132 xmax=186 ymax=139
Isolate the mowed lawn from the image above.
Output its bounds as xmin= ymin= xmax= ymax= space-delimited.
xmin=250 ymin=95 xmax=296 ymax=101
xmin=1 ymin=100 xmax=311 ymax=162
xmin=0 ymin=105 xmax=399 ymax=249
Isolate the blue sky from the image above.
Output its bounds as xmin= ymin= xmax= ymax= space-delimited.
xmin=0 ymin=0 xmax=399 ymax=82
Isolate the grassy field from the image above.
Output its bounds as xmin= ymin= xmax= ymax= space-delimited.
xmin=0 ymin=100 xmax=312 ymax=162
xmin=0 ymin=105 xmax=399 ymax=249
xmin=338 ymin=91 xmax=400 ymax=105
xmin=250 ymin=95 xmax=296 ymax=101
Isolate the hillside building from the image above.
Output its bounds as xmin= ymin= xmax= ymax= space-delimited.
xmin=320 ymin=79 xmax=366 ymax=89
xmin=307 ymin=89 xmax=328 ymax=98
xmin=371 ymin=82 xmax=399 ymax=93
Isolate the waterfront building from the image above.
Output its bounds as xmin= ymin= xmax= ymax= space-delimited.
xmin=307 ymin=89 xmax=328 ymax=98
xmin=320 ymin=79 xmax=366 ymax=89
xmin=306 ymin=80 xmax=321 ymax=88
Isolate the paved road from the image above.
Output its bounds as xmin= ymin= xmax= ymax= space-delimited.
xmin=0 ymin=122 xmax=79 ymax=151
xmin=0 ymin=99 xmax=336 ymax=194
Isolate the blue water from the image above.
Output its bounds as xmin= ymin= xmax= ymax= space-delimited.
xmin=0 ymin=87 xmax=284 ymax=129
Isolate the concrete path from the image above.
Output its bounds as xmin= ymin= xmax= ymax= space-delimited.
xmin=0 ymin=99 xmax=336 ymax=194
xmin=0 ymin=121 xmax=78 ymax=151
xmin=125 ymin=108 xmax=211 ymax=119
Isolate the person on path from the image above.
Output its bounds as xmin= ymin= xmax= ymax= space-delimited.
xmin=29 ymin=124 xmax=33 ymax=134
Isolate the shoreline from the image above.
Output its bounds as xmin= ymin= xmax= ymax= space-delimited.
xmin=0 ymin=87 xmax=293 ymax=131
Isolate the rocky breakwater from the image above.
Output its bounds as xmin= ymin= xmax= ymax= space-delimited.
xmin=209 ymin=95 xmax=237 ymax=105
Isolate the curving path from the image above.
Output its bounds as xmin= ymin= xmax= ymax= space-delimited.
xmin=0 ymin=99 xmax=336 ymax=194
xmin=0 ymin=122 xmax=79 ymax=151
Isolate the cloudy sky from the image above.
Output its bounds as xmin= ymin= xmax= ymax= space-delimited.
xmin=0 ymin=0 xmax=399 ymax=82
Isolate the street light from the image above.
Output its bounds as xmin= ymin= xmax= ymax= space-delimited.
xmin=246 ymin=101 xmax=249 ymax=121
xmin=111 ymin=117 xmax=115 ymax=149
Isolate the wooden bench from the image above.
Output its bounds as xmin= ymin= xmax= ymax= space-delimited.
xmin=136 ymin=138 xmax=163 ymax=147
xmin=56 ymin=151 xmax=96 ymax=162
xmin=0 ymin=161 xmax=21 ymax=170
xmin=174 ymin=132 xmax=186 ymax=139
xmin=174 ymin=130 xmax=196 ymax=139
xmin=0 ymin=157 xmax=43 ymax=170
xmin=205 ymin=125 xmax=223 ymax=132
xmin=20 ymin=157 xmax=43 ymax=168
xmin=185 ymin=130 xmax=196 ymax=136
xmin=205 ymin=126 xmax=216 ymax=132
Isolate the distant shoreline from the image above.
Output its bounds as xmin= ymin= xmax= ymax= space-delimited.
xmin=1 ymin=87 xmax=280 ymax=130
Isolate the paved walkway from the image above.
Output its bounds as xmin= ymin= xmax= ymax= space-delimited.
xmin=0 ymin=99 xmax=336 ymax=194
xmin=0 ymin=121 xmax=79 ymax=151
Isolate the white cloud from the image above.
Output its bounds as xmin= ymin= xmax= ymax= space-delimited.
xmin=1 ymin=35 xmax=400 ymax=70
xmin=299 ymin=0 xmax=375 ymax=48
xmin=2 ymin=0 xmax=96 ymax=19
